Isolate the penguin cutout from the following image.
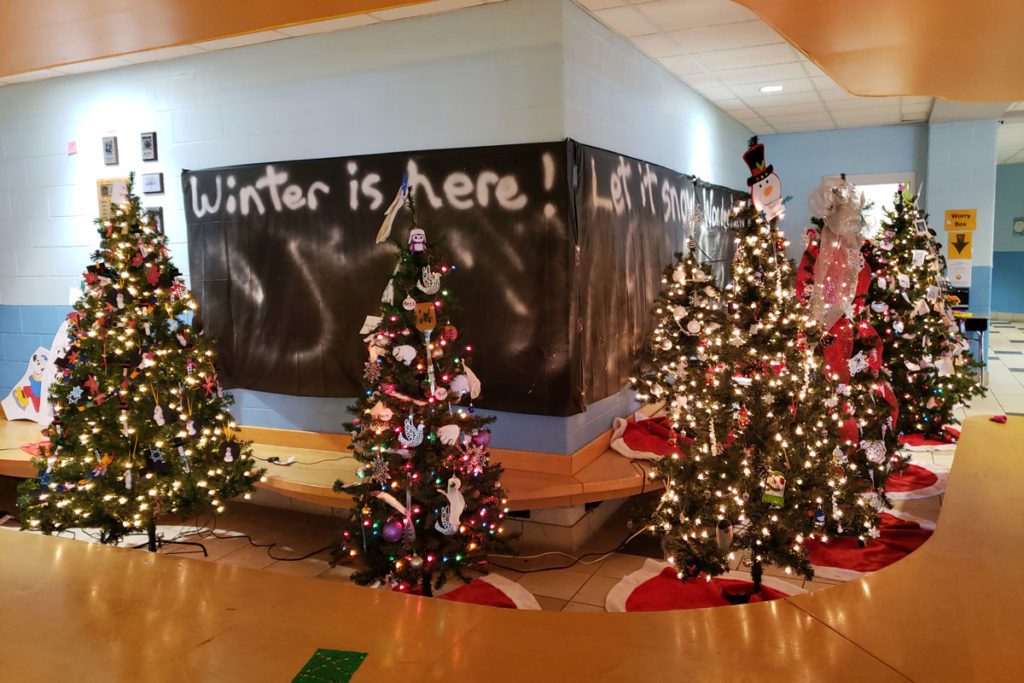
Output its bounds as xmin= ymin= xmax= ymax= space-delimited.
xmin=434 ymin=476 xmax=466 ymax=536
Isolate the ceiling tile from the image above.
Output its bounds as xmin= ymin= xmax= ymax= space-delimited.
xmin=741 ymin=89 xmax=823 ymax=107
xmin=752 ymin=100 xmax=829 ymax=116
xmin=658 ymin=53 xmax=705 ymax=76
xmin=715 ymin=62 xmax=807 ymax=86
xmin=692 ymin=43 xmax=797 ymax=71
xmin=669 ymin=20 xmax=781 ymax=53
xmin=772 ymin=121 xmax=835 ymax=133
xmin=195 ymin=30 xmax=287 ymax=51
xmin=825 ymin=98 xmax=900 ymax=113
xmin=729 ymin=77 xmax=815 ymax=98
xmin=577 ymin=0 xmax=628 ymax=10
xmin=762 ymin=112 xmax=834 ymax=125
xmin=691 ymin=84 xmax=736 ymax=100
xmin=52 ymin=56 xmax=136 ymax=74
xmin=276 ymin=14 xmax=381 ymax=36
xmin=630 ymin=33 xmax=684 ymax=58
xmin=637 ymin=0 xmax=756 ymax=32
xmin=595 ymin=6 xmax=659 ymax=37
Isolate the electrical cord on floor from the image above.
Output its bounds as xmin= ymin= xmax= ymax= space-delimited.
xmin=190 ymin=525 xmax=332 ymax=562
xmin=487 ymin=527 xmax=647 ymax=575
xmin=252 ymin=455 xmax=352 ymax=466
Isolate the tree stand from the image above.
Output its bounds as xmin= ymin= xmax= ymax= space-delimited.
xmin=421 ymin=572 xmax=433 ymax=598
xmin=722 ymin=558 xmax=763 ymax=604
xmin=133 ymin=518 xmax=209 ymax=556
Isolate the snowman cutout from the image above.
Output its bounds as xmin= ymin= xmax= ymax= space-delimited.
xmin=743 ymin=138 xmax=784 ymax=221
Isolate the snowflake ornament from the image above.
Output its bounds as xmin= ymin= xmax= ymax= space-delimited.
xmin=848 ymin=352 xmax=869 ymax=377
xmin=369 ymin=455 xmax=391 ymax=483
xmin=68 ymin=386 xmax=84 ymax=404
xmin=363 ymin=361 xmax=382 ymax=383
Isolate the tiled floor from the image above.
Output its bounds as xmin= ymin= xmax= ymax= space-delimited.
xmin=1 ymin=326 xmax=1018 ymax=612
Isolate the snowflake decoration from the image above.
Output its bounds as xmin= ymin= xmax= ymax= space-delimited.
xmin=363 ymin=361 xmax=382 ymax=383
xmin=688 ymin=293 xmax=705 ymax=307
xmin=464 ymin=445 xmax=490 ymax=474
xmin=369 ymin=455 xmax=391 ymax=483
xmin=68 ymin=386 xmax=83 ymax=404
xmin=848 ymin=352 xmax=869 ymax=377
xmin=859 ymin=440 xmax=887 ymax=464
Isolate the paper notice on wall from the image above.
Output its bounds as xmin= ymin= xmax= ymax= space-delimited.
xmin=97 ymin=178 xmax=129 ymax=221
xmin=946 ymin=260 xmax=972 ymax=287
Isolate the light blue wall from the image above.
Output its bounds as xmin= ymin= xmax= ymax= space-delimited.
xmin=995 ymin=163 xmax=1024 ymax=252
xmin=993 ymin=163 xmax=1024 ymax=313
xmin=762 ymin=124 xmax=929 ymax=257
xmin=926 ymin=121 xmax=998 ymax=316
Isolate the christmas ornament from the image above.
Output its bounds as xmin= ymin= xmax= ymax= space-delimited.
xmin=402 ymin=296 xmax=416 ymax=311
xmin=382 ymin=519 xmax=404 ymax=543
xmin=433 ymin=387 xmax=449 ymax=401
xmin=416 ymin=266 xmax=441 ymax=295
xmin=762 ymin=471 xmax=786 ymax=505
xmin=743 ymin=137 xmax=784 ymax=220
xmin=434 ymin=476 xmax=466 ymax=536
xmin=219 ymin=441 xmax=238 ymax=463
xmin=392 ymin=345 xmax=417 ymax=365
xmin=716 ymin=519 xmax=733 ymax=552
xmin=397 ymin=414 xmax=425 ymax=449
xmin=437 ymin=424 xmax=461 ymax=446
xmin=408 ymin=228 xmax=427 ymax=253
xmin=408 ymin=554 xmax=424 ymax=570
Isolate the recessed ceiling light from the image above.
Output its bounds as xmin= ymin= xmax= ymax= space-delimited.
xmin=759 ymin=85 xmax=784 ymax=93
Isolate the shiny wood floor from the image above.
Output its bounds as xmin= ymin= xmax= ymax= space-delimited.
xmin=1 ymin=414 xmax=1020 ymax=682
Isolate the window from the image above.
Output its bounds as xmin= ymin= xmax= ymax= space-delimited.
xmin=823 ymin=172 xmax=917 ymax=239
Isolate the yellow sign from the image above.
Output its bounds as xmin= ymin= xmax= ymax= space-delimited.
xmin=947 ymin=231 xmax=972 ymax=259
xmin=944 ymin=209 xmax=976 ymax=231
xmin=96 ymin=178 xmax=129 ymax=221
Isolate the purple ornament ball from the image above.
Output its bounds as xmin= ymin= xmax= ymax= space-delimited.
xmin=472 ymin=429 xmax=491 ymax=448
xmin=382 ymin=519 xmax=404 ymax=543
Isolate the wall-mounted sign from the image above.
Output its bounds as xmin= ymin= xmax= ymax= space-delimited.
xmin=102 ymin=136 xmax=118 ymax=165
xmin=96 ymin=178 xmax=129 ymax=220
xmin=947 ymin=260 xmax=972 ymax=286
xmin=141 ymin=172 xmax=164 ymax=194
xmin=947 ymin=231 xmax=973 ymax=259
xmin=944 ymin=208 xmax=976 ymax=231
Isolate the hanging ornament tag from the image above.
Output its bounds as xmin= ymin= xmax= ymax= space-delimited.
xmin=763 ymin=471 xmax=786 ymax=505
xmin=402 ymin=295 xmax=417 ymax=311
xmin=897 ymin=274 xmax=910 ymax=289
xmin=911 ymin=249 xmax=927 ymax=267
xmin=414 ymin=303 xmax=436 ymax=332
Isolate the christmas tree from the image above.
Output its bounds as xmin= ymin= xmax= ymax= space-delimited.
xmin=647 ymin=140 xmax=875 ymax=593
xmin=865 ymin=189 xmax=985 ymax=439
xmin=333 ymin=187 xmax=509 ymax=596
xmin=17 ymin=178 xmax=262 ymax=547
xmin=630 ymin=247 xmax=727 ymax=436
xmin=796 ymin=178 xmax=903 ymax=501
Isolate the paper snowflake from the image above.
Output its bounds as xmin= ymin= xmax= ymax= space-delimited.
xmin=363 ymin=361 xmax=381 ymax=383
xmin=848 ymin=352 xmax=869 ymax=377
xmin=859 ymin=440 xmax=887 ymax=464
xmin=369 ymin=455 xmax=391 ymax=484
xmin=68 ymin=386 xmax=83 ymax=404
xmin=465 ymin=446 xmax=490 ymax=474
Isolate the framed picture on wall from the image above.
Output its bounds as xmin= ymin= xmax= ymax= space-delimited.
xmin=141 ymin=172 xmax=164 ymax=194
xmin=102 ymin=136 xmax=118 ymax=165
xmin=147 ymin=207 xmax=164 ymax=234
xmin=140 ymin=132 xmax=158 ymax=161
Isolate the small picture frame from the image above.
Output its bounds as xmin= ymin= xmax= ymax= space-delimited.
xmin=140 ymin=132 xmax=158 ymax=162
xmin=914 ymin=218 xmax=928 ymax=235
xmin=141 ymin=172 xmax=164 ymax=195
xmin=147 ymin=207 xmax=164 ymax=235
xmin=102 ymin=136 xmax=118 ymax=165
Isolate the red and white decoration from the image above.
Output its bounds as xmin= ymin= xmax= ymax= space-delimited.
xmin=610 ymin=413 xmax=689 ymax=461
xmin=805 ymin=510 xmax=934 ymax=582
xmin=898 ymin=427 xmax=961 ymax=451
xmin=437 ymin=573 xmax=541 ymax=610
xmin=883 ymin=461 xmax=948 ymax=500
xmin=605 ymin=558 xmax=802 ymax=612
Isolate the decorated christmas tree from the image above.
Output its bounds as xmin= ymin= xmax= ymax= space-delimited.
xmin=796 ymin=178 xmax=903 ymax=501
xmin=17 ymin=178 xmax=262 ymax=547
xmin=647 ymin=140 xmax=875 ymax=594
xmin=333 ymin=186 xmax=509 ymax=596
xmin=631 ymin=247 xmax=727 ymax=437
xmin=865 ymin=189 xmax=985 ymax=440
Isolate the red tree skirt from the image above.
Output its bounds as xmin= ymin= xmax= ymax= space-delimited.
xmin=805 ymin=511 xmax=934 ymax=581
xmin=437 ymin=574 xmax=540 ymax=610
xmin=884 ymin=462 xmax=948 ymax=500
xmin=898 ymin=427 xmax=960 ymax=451
xmin=605 ymin=558 xmax=800 ymax=612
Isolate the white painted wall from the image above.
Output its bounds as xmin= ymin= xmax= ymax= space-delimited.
xmin=561 ymin=0 xmax=750 ymax=190
xmin=0 ymin=0 xmax=567 ymax=306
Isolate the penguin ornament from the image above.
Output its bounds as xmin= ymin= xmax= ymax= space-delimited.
xmin=743 ymin=137 xmax=784 ymax=221
xmin=434 ymin=476 xmax=466 ymax=536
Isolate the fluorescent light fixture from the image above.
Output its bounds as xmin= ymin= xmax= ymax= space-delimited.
xmin=759 ymin=84 xmax=784 ymax=93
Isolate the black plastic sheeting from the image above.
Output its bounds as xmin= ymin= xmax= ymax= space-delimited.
xmin=183 ymin=140 xmax=743 ymax=417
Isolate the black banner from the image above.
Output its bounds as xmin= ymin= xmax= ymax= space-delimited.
xmin=183 ymin=140 xmax=743 ymax=417
xmin=184 ymin=142 xmax=575 ymax=415
xmin=573 ymin=144 xmax=742 ymax=406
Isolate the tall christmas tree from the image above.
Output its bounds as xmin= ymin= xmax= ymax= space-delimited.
xmin=17 ymin=178 xmax=262 ymax=547
xmin=865 ymin=189 xmax=985 ymax=439
xmin=333 ymin=187 xmax=509 ymax=596
xmin=631 ymin=247 xmax=727 ymax=436
xmin=646 ymin=140 xmax=875 ymax=593
xmin=796 ymin=178 xmax=903 ymax=501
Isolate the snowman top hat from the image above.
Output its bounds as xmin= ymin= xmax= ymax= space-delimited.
xmin=742 ymin=136 xmax=773 ymax=187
